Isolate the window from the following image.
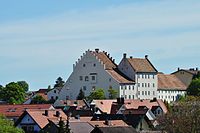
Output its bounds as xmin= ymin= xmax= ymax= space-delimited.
xmin=92 ymin=86 xmax=96 ymax=91
xmin=109 ymin=78 xmax=112 ymax=82
xmin=129 ymin=95 xmax=131 ymax=99
xmin=138 ymin=91 xmax=140 ymax=95
xmin=142 ymin=83 xmax=144 ymax=87
xmin=83 ymin=64 xmax=86 ymax=67
xmin=152 ymin=75 xmax=155 ymax=79
xmin=51 ymin=96 xmax=54 ymax=100
xmin=129 ymin=86 xmax=131 ymax=90
xmin=148 ymin=91 xmax=150 ymax=95
xmin=145 ymin=91 xmax=147 ymax=95
xmin=79 ymin=76 xmax=83 ymax=81
xmin=138 ymin=83 xmax=140 ymax=87
xmin=85 ymin=76 xmax=89 ymax=81
xmin=153 ymin=91 xmax=155 ymax=95
xmin=152 ymin=83 xmax=155 ymax=87
xmin=148 ymin=83 xmax=150 ymax=87
xmin=54 ymin=90 xmax=56 ymax=93
xmin=145 ymin=83 xmax=147 ymax=87
xmin=124 ymin=86 xmax=127 ymax=90
xmin=56 ymin=96 xmax=58 ymax=100
xmin=142 ymin=74 xmax=144 ymax=78
xmin=142 ymin=91 xmax=144 ymax=95
xmin=125 ymin=95 xmax=127 ymax=99
xmin=93 ymin=63 xmax=96 ymax=67
xmin=148 ymin=75 xmax=150 ymax=79
xmin=132 ymin=95 xmax=134 ymax=99
xmin=92 ymin=76 xmax=96 ymax=81
xmin=83 ymin=86 xmax=86 ymax=91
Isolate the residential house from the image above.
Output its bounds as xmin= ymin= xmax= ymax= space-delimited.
xmin=15 ymin=109 xmax=67 ymax=133
xmin=0 ymin=104 xmax=54 ymax=122
xmin=47 ymin=87 xmax=62 ymax=101
xmin=24 ymin=89 xmax=48 ymax=104
xmin=118 ymin=54 xmax=158 ymax=100
xmin=172 ymin=67 xmax=200 ymax=87
xmin=157 ymin=74 xmax=187 ymax=103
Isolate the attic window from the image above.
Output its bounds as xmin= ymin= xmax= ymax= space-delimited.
xmin=93 ymin=63 xmax=96 ymax=67
xmin=83 ymin=64 xmax=86 ymax=67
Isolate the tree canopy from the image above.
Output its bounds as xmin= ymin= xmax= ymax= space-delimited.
xmin=158 ymin=96 xmax=200 ymax=133
xmin=108 ymin=88 xmax=118 ymax=99
xmin=54 ymin=77 xmax=65 ymax=88
xmin=77 ymin=89 xmax=85 ymax=100
xmin=0 ymin=82 xmax=25 ymax=104
xmin=187 ymin=77 xmax=200 ymax=96
xmin=0 ymin=115 xmax=24 ymax=133
xmin=31 ymin=95 xmax=47 ymax=104
xmin=17 ymin=81 xmax=29 ymax=92
xmin=87 ymin=88 xmax=105 ymax=100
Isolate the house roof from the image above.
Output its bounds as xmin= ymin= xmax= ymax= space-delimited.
xmin=89 ymin=120 xmax=129 ymax=127
xmin=0 ymin=104 xmax=53 ymax=117
xmin=54 ymin=100 xmax=86 ymax=108
xmin=127 ymin=58 xmax=157 ymax=73
xmin=106 ymin=69 xmax=134 ymax=84
xmin=91 ymin=126 xmax=137 ymax=133
xmin=17 ymin=109 xmax=67 ymax=129
xmin=92 ymin=51 xmax=117 ymax=70
xmin=92 ymin=100 xmax=117 ymax=114
xmin=69 ymin=122 xmax=94 ymax=133
xmin=158 ymin=74 xmax=187 ymax=91
xmin=172 ymin=68 xmax=200 ymax=75
xmin=123 ymin=99 xmax=168 ymax=114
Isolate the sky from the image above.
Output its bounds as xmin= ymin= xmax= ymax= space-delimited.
xmin=0 ymin=0 xmax=200 ymax=91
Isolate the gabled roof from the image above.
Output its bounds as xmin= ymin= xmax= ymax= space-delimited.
xmin=89 ymin=120 xmax=129 ymax=127
xmin=172 ymin=68 xmax=200 ymax=75
xmin=123 ymin=99 xmax=168 ymax=114
xmin=92 ymin=51 xmax=117 ymax=70
xmin=0 ymin=104 xmax=53 ymax=117
xmin=127 ymin=57 xmax=157 ymax=73
xmin=91 ymin=100 xmax=117 ymax=114
xmin=91 ymin=126 xmax=137 ymax=133
xmin=106 ymin=69 xmax=134 ymax=84
xmin=158 ymin=74 xmax=187 ymax=91
xmin=16 ymin=109 xmax=67 ymax=129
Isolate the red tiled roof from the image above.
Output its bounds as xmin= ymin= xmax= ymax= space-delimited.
xmin=0 ymin=104 xmax=53 ymax=117
xmin=123 ymin=99 xmax=168 ymax=114
xmin=92 ymin=51 xmax=117 ymax=70
xmin=89 ymin=120 xmax=129 ymax=127
xmin=92 ymin=100 xmax=117 ymax=114
xmin=158 ymin=74 xmax=187 ymax=90
xmin=127 ymin=58 xmax=157 ymax=73
xmin=106 ymin=69 xmax=134 ymax=84
xmin=25 ymin=109 xmax=67 ymax=129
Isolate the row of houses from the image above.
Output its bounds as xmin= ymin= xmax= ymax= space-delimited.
xmin=45 ymin=49 xmax=199 ymax=103
xmin=0 ymin=98 xmax=167 ymax=133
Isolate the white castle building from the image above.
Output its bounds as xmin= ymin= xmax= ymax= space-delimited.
xmin=57 ymin=49 xmax=186 ymax=102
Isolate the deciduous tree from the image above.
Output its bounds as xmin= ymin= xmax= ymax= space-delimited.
xmin=187 ymin=78 xmax=200 ymax=96
xmin=17 ymin=81 xmax=29 ymax=92
xmin=87 ymin=88 xmax=105 ymax=100
xmin=54 ymin=77 xmax=65 ymax=88
xmin=108 ymin=88 xmax=118 ymax=99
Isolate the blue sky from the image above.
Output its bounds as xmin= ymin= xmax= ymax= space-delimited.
xmin=0 ymin=0 xmax=200 ymax=90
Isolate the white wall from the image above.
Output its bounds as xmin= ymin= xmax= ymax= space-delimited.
xmin=59 ymin=51 xmax=121 ymax=100
xmin=47 ymin=88 xmax=59 ymax=100
xmin=157 ymin=90 xmax=186 ymax=103
xmin=17 ymin=114 xmax=41 ymax=132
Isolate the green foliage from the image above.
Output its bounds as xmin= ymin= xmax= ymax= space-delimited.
xmin=158 ymin=96 xmax=200 ymax=133
xmin=108 ymin=88 xmax=118 ymax=99
xmin=187 ymin=78 xmax=200 ymax=96
xmin=77 ymin=89 xmax=85 ymax=100
xmin=0 ymin=82 xmax=25 ymax=104
xmin=58 ymin=118 xmax=71 ymax=133
xmin=31 ymin=95 xmax=47 ymax=104
xmin=54 ymin=77 xmax=65 ymax=88
xmin=0 ymin=115 xmax=24 ymax=133
xmin=87 ymin=88 xmax=106 ymax=100
xmin=17 ymin=81 xmax=29 ymax=92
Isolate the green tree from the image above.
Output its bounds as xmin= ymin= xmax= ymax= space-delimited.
xmin=77 ymin=89 xmax=85 ymax=100
xmin=54 ymin=77 xmax=65 ymax=88
xmin=158 ymin=96 xmax=200 ymax=133
xmin=1 ymin=82 xmax=25 ymax=104
xmin=17 ymin=81 xmax=29 ymax=92
xmin=187 ymin=78 xmax=200 ymax=96
xmin=87 ymin=88 xmax=105 ymax=100
xmin=108 ymin=88 xmax=118 ymax=99
xmin=31 ymin=95 xmax=47 ymax=104
xmin=0 ymin=115 xmax=24 ymax=133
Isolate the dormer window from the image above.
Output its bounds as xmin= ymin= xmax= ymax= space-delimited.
xmin=83 ymin=64 xmax=86 ymax=67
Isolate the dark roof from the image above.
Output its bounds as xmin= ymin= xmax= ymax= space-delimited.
xmin=158 ymin=74 xmax=187 ymax=90
xmin=127 ymin=57 xmax=157 ymax=73
xmin=172 ymin=68 xmax=200 ymax=75
xmin=91 ymin=126 xmax=137 ymax=133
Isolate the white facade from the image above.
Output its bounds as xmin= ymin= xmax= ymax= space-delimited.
xmin=157 ymin=90 xmax=186 ymax=103
xmin=47 ymin=87 xmax=61 ymax=100
xmin=17 ymin=114 xmax=41 ymax=132
xmin=59 ymin=50 xmax=135 ymax=100
xmin=118 ymin=57 xmax=158 ymax=100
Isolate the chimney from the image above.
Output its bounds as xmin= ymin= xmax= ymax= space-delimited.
xmin=44 ymin=110 xmax=48 ymax=116
xmin=178 ymin=67 xmax=180 ymax=71
xmin=108 ymin=54 xmax=110 ymax=57
xmin=105 ymin=119 xmax=111 ymax=126
xmin=95 ymin=48 xmax=99 ymax=53
xmin=123 ymin=53 xmax=127 ymax=59
xmin=196 ymin=67 xmax=198 ymax=71
xmin=130 ymin=56 xmax=133 ymax=59
xmin=113 ymin=59 xmax=115 ymax=63
xmin=56 ymin=111 xmax=60 ymax=117
xmin=145 ymin=55 xmax=148 ymax=59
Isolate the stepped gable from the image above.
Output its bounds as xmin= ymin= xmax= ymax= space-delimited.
xmin=158 ymin=74 xmax=187 ymax=90
xmin=127 ymin=56 xmax=157 ymax=73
